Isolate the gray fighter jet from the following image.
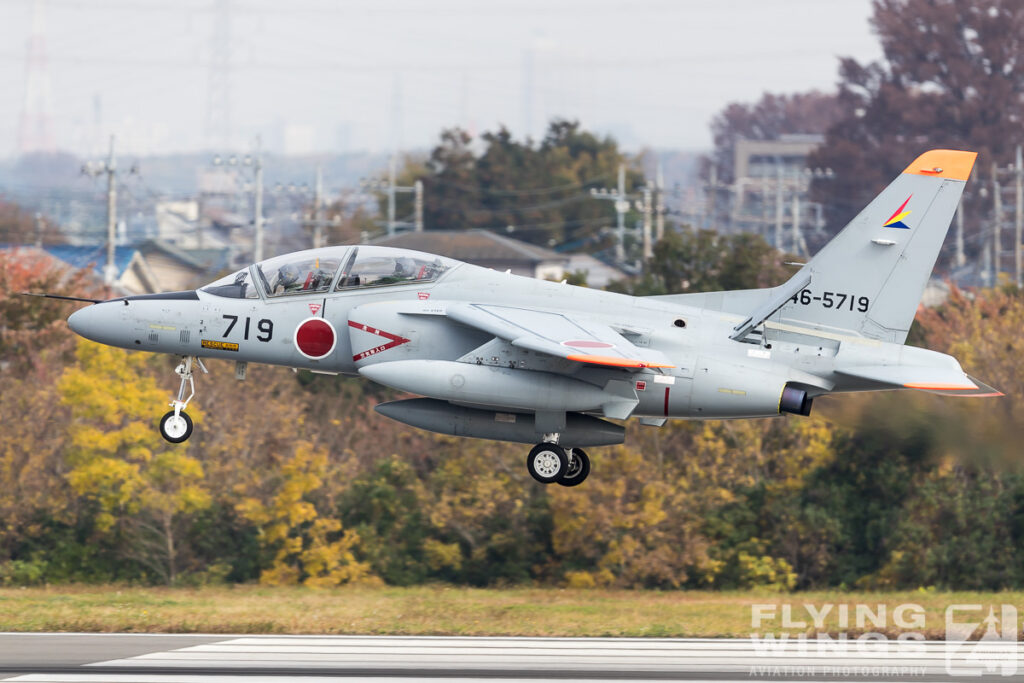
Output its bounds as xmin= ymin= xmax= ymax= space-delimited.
xmin=61 ymin=149 xmax=1000 ymax=487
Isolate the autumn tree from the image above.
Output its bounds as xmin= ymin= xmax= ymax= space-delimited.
xmin=58 ymin=340 xmax=211 ymax=583
xmin=395 ymin=120 xmax=642 ymax=248
xmin=0 ymin=250 xmax=103 ymax=570
xmin=0 ymin=249 xmax=98 ymax=373
xmin=237 ymin=440 xmax=372 ymax=587
xmin=808 ymin=0 xmax=1024 ymax=241
xmin=612 ymin=229 xmax=791 ymax=295
xmin=0 ymin=200 xmax=63 ymax=247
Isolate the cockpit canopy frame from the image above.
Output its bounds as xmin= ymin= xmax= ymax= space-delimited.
xmin=200 ymin=246 xmax=459 ymax=300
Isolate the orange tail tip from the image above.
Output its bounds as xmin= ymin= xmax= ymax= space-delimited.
xmin=902 ymin=149 xmax=977 ymax=181
xmin=566 ymin=353 xmax=674 ymax=369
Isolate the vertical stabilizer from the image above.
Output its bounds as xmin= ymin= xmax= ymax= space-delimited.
xmin=777 ymin=150 xmax=977 ymax=343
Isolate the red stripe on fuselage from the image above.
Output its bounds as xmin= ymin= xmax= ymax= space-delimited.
xmin=348 ymin=319 xmax=411 ymax=362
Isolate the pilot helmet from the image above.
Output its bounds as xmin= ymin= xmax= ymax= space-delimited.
xmin=278 ymin=264 xmax=300 ymax=287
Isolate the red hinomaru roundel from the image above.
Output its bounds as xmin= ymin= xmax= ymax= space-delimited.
xmin=294 ymin=317 xmax=337 ymax=359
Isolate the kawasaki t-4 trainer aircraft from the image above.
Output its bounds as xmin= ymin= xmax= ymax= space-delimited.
xmin=63 ymin=150 xmax=1000 ymax=487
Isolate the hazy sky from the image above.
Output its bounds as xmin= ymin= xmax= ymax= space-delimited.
xmin=0 ymin=0 xmax=882 ymax=159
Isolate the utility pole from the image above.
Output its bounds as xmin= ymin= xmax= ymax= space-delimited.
xmin=253 ymin=136 xmax=264 ymax=262
xmin=362 ymin=160 xmax=423 ymax=235
xmin=104 ymin=137 xmax=116 ymax=285
xmin=82 ymin=135 xmax=120 ymax=286
xmin=590 ymin=164 xmax=629 ymax=263
xmin=313 ymin=164 xmax=324 ymax=248
xmin=33 ymin=212 xmax=43 ymax=248
xmin=983 ymin=242 xmax=993 ymax=287
xmin=791 ymin=192 xmax=801 ymax=257
xmin=774 ymin=164 xmax=785 ymax=251
xmin=300 ymin=164 xmax=343 ymax=248
xmin=706 ymin=165 xmax=717 ymax=231
xmin=1015 ymin=145 xmax=1022 ymax=288
xmin=993 ymin=162 xmax=1003 ymax=282
xmin=955 ymin=204 xmax=966 ymax=268
xmin=655 ymin=163 xmax=665 ymax=242
xmin=414 ymin=179 xmax=424 ymax=232
xmin=641 ymin=181 xmax=653 ymax=261
xmin=212 ymin=136 xmax=263 ymax=261
xmin=616 ymin=164 xmax=626 ymax=261
xmin=387 ymin=155 xmax=398 ymax=236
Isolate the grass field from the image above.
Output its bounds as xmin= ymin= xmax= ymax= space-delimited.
xmin=1 ymin=585 xmax=1021 ymax=637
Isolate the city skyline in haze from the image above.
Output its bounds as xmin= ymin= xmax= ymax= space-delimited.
xmin=1 ymin=0 xmax=882 ymax=159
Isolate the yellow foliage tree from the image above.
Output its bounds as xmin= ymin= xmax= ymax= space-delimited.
xmin=237 ymin=440 xmax=373 ymax=587
xmin=58 ymin=339 xmax=210 ymax=583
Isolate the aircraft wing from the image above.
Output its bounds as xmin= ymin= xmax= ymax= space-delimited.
xmin=445 ymin=303 xmax=674 ymax=370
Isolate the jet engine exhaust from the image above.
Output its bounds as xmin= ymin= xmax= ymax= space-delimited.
xmin=779 ymin=386 xmax=813 ymax=416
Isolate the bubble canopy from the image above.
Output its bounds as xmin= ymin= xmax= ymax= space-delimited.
xmin=201 ymin=246 xmax=459 ymax=299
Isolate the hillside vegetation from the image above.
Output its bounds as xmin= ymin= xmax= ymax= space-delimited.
xmin=1 ymin=248 xmax=1022 ymax=592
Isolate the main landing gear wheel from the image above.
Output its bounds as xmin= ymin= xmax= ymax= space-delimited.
xmin=527 ymin=442 xmax=568 ymax=484
xmin=159 ymin=410 xmax=193 ymax=443
xmin=159 ymin=355 xmax=207 ymax=444
xmin=557 ymin=448 xmax=590 ymax=487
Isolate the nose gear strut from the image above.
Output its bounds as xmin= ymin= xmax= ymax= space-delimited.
xmin=158 ymin=356 xmax=207 ymax=443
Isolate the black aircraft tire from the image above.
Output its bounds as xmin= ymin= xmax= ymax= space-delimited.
xmin=159 ymin=410 xmax=194 ymax=444
xmin=558 ymin=448 xmax=591 ymax=487
xmin=527 ymin=442 xmax=568 ymax=484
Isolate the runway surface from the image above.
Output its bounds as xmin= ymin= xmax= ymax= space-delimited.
xmin=1 ymin=633 xmax=1022 ymax=682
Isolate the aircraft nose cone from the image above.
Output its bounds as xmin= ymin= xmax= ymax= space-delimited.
xmin=67 ymin=302 xmax=123 ymax=345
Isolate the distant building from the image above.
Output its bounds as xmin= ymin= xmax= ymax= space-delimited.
xmin=25 ymin=240 xmax=229 ymax=295
xmin=733 ymin=135 xmax=823 ymax=183
xmin=716 ymin=135 xmax=828 ymax=255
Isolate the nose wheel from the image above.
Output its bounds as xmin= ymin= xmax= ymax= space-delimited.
xmin=159 ymin=410 xmax=193 ymax=443
xmin=526 ymin=436 xmax=591 ymax=486
xmin=159 ymin=356 xmax=206 ymax=444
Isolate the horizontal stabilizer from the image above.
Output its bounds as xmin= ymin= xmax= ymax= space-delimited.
xmin=923 ymin=375 xmax=1004 ymax=398
xmin=836 ymin=364 xmax=982 ymax=393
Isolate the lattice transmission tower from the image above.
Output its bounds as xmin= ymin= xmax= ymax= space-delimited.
xmin=18 ymin=0 xmax=55 ymax=155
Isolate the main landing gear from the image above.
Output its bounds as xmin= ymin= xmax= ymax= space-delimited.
xmin=526 ymin=435 xmax=591 ymax=487
xmin=159 ymin=356 xmax=207 ymax=444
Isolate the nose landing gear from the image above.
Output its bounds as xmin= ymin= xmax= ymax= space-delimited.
xmin=158 ymin=356 xmax=207 ymax=444
xmin=526 ymin=434 xmax=591 ymax=486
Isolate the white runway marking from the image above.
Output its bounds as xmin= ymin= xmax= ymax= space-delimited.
xmin=87 ymin=635 xmax=1024 ymax=672
xmin=6 ymin=677 xmax=794 ymax=683
xmin=2 ymin=634 xmax=1021 ymax=681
